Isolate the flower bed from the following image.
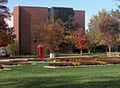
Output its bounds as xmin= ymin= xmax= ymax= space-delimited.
xmin=49 ymin=60 xmax=107 ymax=66
xmin=49 ymin=62 xmax=73 ymax=66
xmin=0 ymin=62 xmax=19 ymax=65
xmin=0 ymin=61 xmax=33 ymax=66
xmin=51 ymin=57 xmax=96 ymax=62
xmin=49 ymin=57 xmax=120 ymax=67
xmin=96 ymin=59 xmax=120 ymax=64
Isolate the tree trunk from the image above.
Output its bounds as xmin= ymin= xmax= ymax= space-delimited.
xmin=108 ymin=45 xmax=111 ymax=52
xmin=88 ymin=49 xmax=91 ymax=53
xmin=93 ymin=43 xmax=96 ymax=54
xmin=93 ymin=47 xmax=96 ymax=54
xmin=80 ymin=49 xmax=82 ymax=56
xmin=50 ymin=53 xmax=55 ymax=58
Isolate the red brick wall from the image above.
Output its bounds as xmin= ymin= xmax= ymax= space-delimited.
xmin=13 ymin=6 xmax=85 ymax=54
xmin=14 ymin=6 xmax=48 ymax=54
xmin=13 ymin=6 xmax=20 ymax=53
xmin=74 ymin=10 xmax=85 ymax=30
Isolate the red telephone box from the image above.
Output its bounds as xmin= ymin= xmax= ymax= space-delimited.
xmin=38 ymin=44 xmax=44 ymax=59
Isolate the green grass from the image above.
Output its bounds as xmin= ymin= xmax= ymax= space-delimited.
xmin=0 ymin=63 xmax=120 ymax=88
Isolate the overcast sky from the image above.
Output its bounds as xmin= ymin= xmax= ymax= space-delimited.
xmin=6 ymin=0 xmax=118 ymax=29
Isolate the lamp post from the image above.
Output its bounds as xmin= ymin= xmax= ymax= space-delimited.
xmin=33 ymin=38 xmax=37 ymax=59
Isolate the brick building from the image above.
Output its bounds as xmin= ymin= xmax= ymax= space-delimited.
xmin=13 ymin=6 xmax=85 ymax=54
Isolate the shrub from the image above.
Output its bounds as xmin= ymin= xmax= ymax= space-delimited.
xmin=6 ymin=44 xmax=17 ymax=56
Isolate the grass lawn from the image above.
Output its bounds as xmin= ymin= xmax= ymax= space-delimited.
xmin=0 ymin=63 xmax=120 ymax=88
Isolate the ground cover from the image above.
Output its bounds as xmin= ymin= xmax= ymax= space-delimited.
xmin=0 ymin=63 xmax=120 ymax=88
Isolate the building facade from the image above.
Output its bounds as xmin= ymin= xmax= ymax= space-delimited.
xmin=13 ymin=6 xmax=85 ymax=54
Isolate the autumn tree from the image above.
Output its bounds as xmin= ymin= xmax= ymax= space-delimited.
xmin=33 ymin=24 xmax=48 ymax=43
xmin=0 ymin=0 xmax=15 ymax=47
xmin=48 ymin=7 xmax=76 ymax=53
xmin=110 ymin=9 xmax=120 ymax=51
xmin=74 ymin=28 xmax=89 ymax=55
xmin=45 ymin=24 xmax=64 ymax=53
xmin=34 ymin=23 xmax=64 ymax=54
xmin=98 ymin=14 xmax=119 ymax=52
xmin=87 ymin=9 xmax=108 ymax=54
xmin=86 ymin=26 xmax=103 ymax=54
xmin=88 ymin=9 xmax=120 ymax=52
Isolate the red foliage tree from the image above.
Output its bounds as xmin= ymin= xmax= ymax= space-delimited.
xmin=0 ymin=0 xmax=15 ymax=47
xmin=74 ymin=28 xmax=89 ymax=55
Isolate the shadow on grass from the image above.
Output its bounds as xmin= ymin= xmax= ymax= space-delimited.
xmin=1 ymin=75 xmax=120 ymax=88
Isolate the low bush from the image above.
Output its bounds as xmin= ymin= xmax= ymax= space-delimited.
xmin=6 ymin=44 xmax=17 ymax=56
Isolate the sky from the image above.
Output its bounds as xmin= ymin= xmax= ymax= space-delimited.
xmin=6 ymin=0 xmax=118 ymax=29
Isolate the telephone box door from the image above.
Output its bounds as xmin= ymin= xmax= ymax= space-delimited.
xmin=38 ymin=44 xmax=44 ymax=59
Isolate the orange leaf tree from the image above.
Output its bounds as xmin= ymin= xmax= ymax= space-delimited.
xmin=44 ymin=24 xmax=64 ymax=53
xmin=74 ymin=28 xmax=89 ymax=55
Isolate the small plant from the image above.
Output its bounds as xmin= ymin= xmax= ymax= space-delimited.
xmin=72 ymin=62 xmax=81 ymax=66
xmin=53 ymin=59 xmax=57 ymax=62
xmin=99 ymin=61 xmax=107 ymax=65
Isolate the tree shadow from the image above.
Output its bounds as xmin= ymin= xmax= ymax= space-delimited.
xmin=1 ymin=75 xmax=120 ymax=88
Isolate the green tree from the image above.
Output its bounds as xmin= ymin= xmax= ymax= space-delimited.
xmin=86 ymin=29 xmax=103 ymax=53
xmin=6 ymin=43 xmax=17 ymax=56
